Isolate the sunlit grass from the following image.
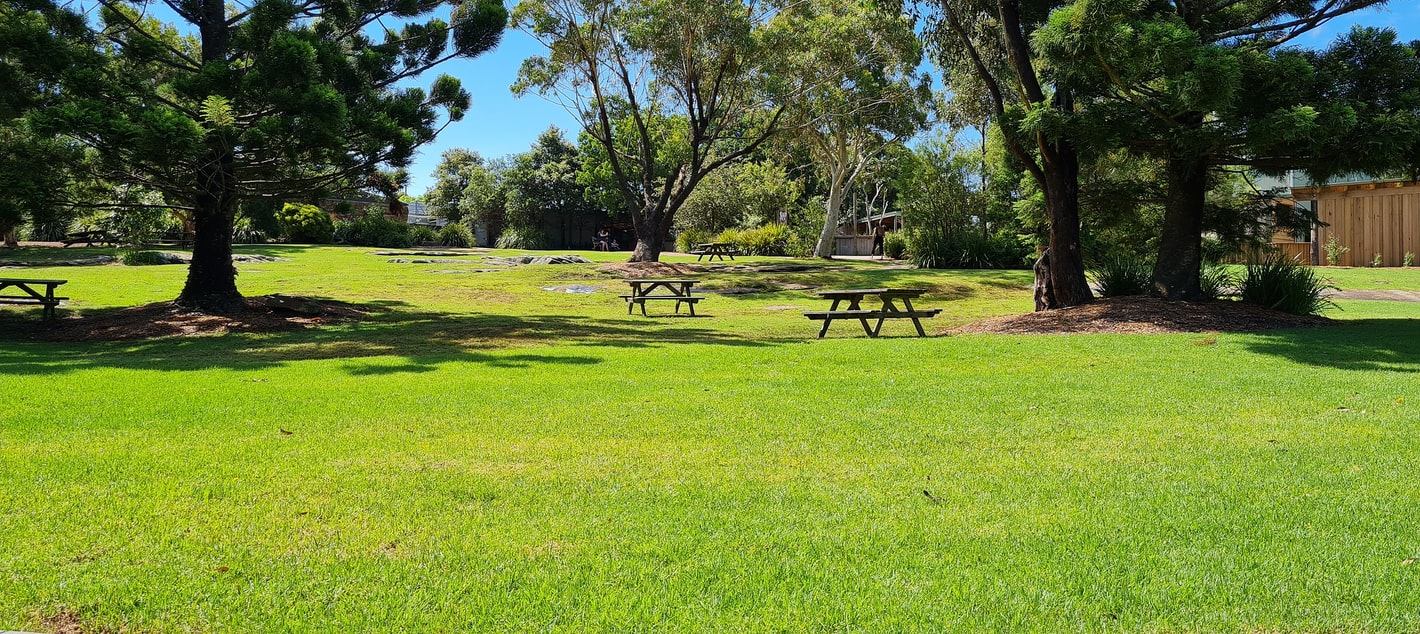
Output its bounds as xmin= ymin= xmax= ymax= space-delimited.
xmin=1 ymin=245 xmax=1418 ymax=632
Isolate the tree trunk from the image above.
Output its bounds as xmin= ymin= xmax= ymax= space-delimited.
xmin=1152 ymin=152 xmax=1208 ymax=300
xmin=1 ymin=228 xmax=17 ymax=248
xmin=176 ymin=155 xmax=243 ymax=313
xmin=814 ymin=174 xmax=845 ymax=258
xmin=629 ymin=208 xmax=665 ymax=262
xmin=1037 ymin=92 xmax=1092 ymax=309
xmin=176 ymin=0 xmax=244 ymax=313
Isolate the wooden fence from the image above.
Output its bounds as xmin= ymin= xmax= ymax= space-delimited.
xmin=1291 ymin=181 xmax=1420 ymax=267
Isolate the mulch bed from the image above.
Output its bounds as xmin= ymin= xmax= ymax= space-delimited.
xmin=952 ymin=296 xmax=1333 ymax=335
xmin=7 ymin=295 xmax=371 ymax=342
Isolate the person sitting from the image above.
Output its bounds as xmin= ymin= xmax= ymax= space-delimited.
xmin=594 ymin=228 xmax=612 ymax=251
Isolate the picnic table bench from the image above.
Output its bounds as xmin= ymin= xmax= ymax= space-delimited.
xmin=690 ymin=242 xmax=739 ymax=262
xmin=62 ymin=230 xmax=117 ymax=248
xmin=622 ymin=279 xmax=704 ymax=316
xmin=0 ymin=277 xmax=68 ymax=320
xmin=804 ymin=288 xmax=940 ymax=338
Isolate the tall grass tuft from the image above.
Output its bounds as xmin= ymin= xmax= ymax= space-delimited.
xmin=1239 ymin=253 xmax=1336 ymax=315
xmin=1089 ymin=252 xmax=1153 ymax=297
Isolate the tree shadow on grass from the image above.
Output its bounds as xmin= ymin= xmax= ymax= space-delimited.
xmin=0 ymin=300 xmax=775 ymax=377
xmin=1241 ymin=319 xmax=1420 ymax=373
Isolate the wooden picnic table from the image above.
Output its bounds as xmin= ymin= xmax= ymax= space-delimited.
xmin=804 ymin=288 xmax=940 ymax=338
xmin=0 ymin=277 xmax=68 ymax=320
xmin=622 ymin=278 xmax=704 ymax=316
xmin=691 ymin=242 xmax=739 ymax=262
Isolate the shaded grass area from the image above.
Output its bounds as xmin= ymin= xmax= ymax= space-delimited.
xmin=1 ymin=246 xmax=1419 ymax=632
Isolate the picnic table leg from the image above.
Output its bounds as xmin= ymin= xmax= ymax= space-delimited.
xmin=689 ymin=301 xmax=696 ymax=316
xmin=874 ymin=299 xmax=894 ymax=337
xmin=850 ymin=298 xmax=874 ymax=337
xmin=817 ymin=298 xmax=841 ymax=338
xmin=43 ymin=284 xmax=56 ymax=321
xmin=640 ymin=300 xmax=648 ymax=317
xmin=903 ymin=297 xmax=927 ymax=337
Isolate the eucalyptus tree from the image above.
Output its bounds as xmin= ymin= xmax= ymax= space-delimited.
xmin=425 ymin=148 xmax=489 ymax=223
xmin=512 ymin=0 xmax=786 ymax=261
xmin=919 ymin=0 xmax=1094 ymax=308
xmin=35 ymin=0 xmax=506 ymax=311
xmin=1036 ymin=0 xmax=1414 ymax=299
xmin=768 ymin=0 xmax=931 ymax=258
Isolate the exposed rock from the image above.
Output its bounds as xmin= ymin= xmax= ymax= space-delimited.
xmin=387 ymin=258 xmax=472 ymax=264
xmin=0 ymin=255 xmax=117 ymax=267
xmin=485 ymin=255 xmax=592 ymax=266
xmin=542 ymin=284 xmax=600 ymax=294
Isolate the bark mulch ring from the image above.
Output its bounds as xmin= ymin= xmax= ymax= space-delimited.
xmin=9 ymin=295 xmax=372 ymax=342
xmin=953 ymin=296 xmax=1333 ymax=335
xmin=597 ymin=261 xmax=698 ymax=277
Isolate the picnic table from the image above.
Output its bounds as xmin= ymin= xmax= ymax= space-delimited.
xmin=62 ymin=230 xmax=117 ymax=248
xmin=621 ymin=279 xmax=704 ymax=316
xmin=691 ymin=242 xmax=739 ymax=262
xmin=804 ymin=288 xmax=940 ymax=338
xmin=0 ymin=277 xmax=68 ymax=320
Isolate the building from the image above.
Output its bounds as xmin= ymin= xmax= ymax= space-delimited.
xmin=1270 ymin=173 xmax=1420 ymax=267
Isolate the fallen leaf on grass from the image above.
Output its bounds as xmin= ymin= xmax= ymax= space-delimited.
xmin=279 ymin=428 xmax=294 ymax=435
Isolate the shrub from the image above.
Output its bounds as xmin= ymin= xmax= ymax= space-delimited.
xmin=121 ymin=250 xmax=168 ymax=266
xmin=1372 ymin=253 xmax=1383 ymax=267
xmin=882 ymin=231 xmax=908 ymax=259
xmin=1199 ymin=263 xmax=1237 ymax=300
xmin=277 ymin=203 xmax=335 ymax=244
xmin=495 ymin=226 xmax=547 ymax=249
xmin=1406 ymin=252 xmax=1415 ymax=267
xmin=1239 ymin=252 xmax=1336 ymax=316
xmin=438 ymin=223 xmax=473 ymax=247
xmin=1322 ymin=236 xmax=1349 ymax=266
xmin=337 ymin=212 xmax=413 ymax=248
xmin=232 ymin=215 xmax=269 ymax=244
xmin=1088 ymin=252 xmax=1153 ymax=297
xmin=907 ymin=230 xmax=1032 ymax=269
xmin=408 ymin=225 xmax=438 ymax=245
xmin=675 ymin=227 xmax=713 ymax=254
xmin=714 ymin=224 xmax=792 ymax=256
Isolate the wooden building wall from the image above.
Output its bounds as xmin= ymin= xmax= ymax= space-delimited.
xmin=1293 ymin=181 xmax=1420 ymax=267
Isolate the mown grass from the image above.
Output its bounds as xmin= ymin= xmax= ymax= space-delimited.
xmin=1 ymin=246 xmax=1419 ymax=632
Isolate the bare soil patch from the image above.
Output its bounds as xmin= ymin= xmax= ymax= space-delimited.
xmin=13 ymin=295 xmax=372 ymax=342
xmin=953 ymin=296 xmax=1332 ymax=335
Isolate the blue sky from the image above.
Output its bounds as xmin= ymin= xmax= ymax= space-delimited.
xmin=107 ymin=1 xmax=1420 ymax=194
xmin=410 ymin=4 xmax=1420 ymax=194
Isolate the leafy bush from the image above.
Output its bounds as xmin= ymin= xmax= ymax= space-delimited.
xmin=495 ymin=226 xmax=547 ymax=249
xmin=438 ymin=223 xmax=473 ymax=247
xmin=675 ymin=227 xmax=713 ymax=253
xmin=277 ymin=203 xmax=334 ymax=244
xmin=408 ymin=225 xmax=438 ymax=245
xmin=1406 ymin=252 xmax=1415 ymax=267
xmin=336 ymin=212 xmax=413 ymax=248
xmin=1322 ymin=236 xmax=1349 ymax=266
xmin=121 ymin=250 xmax=168 ymax=266
xmin=1239 ymin=253 xmax=1336 ymax=315
xmin=1199 ymin=263 xmax=1236 ymax=300
xmin=714 ymin=224 xmax=792 ymax=256
xmin=1088 ymin=252 xmax=1153 ymax=297
xmin=882 ymin=231 xmax=908 ymax=259
xmin=1372 ymin=253 xmax=1384 ymax=267
xmin=907 ymin=230 xmax=1032 ymax=269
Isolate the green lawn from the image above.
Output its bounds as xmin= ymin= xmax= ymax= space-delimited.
xmin=2 ymin=246 xmax=1419 ymax=632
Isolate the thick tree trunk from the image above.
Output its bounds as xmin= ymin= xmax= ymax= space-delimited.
xmin=629 ymin=208 xmax=666 ymax=262
xmin=176 ymin=161 xmax=243 ymax=313
xmin=1 ymin=228 xmax=17 ymax=248
xmin=176 ymin=0 xmax=244 ymax=313
xmin=1152 ymin=152 xmax=1209 ymax=300
xmin=1037 ymin=93 xmax=1092 ymax=310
